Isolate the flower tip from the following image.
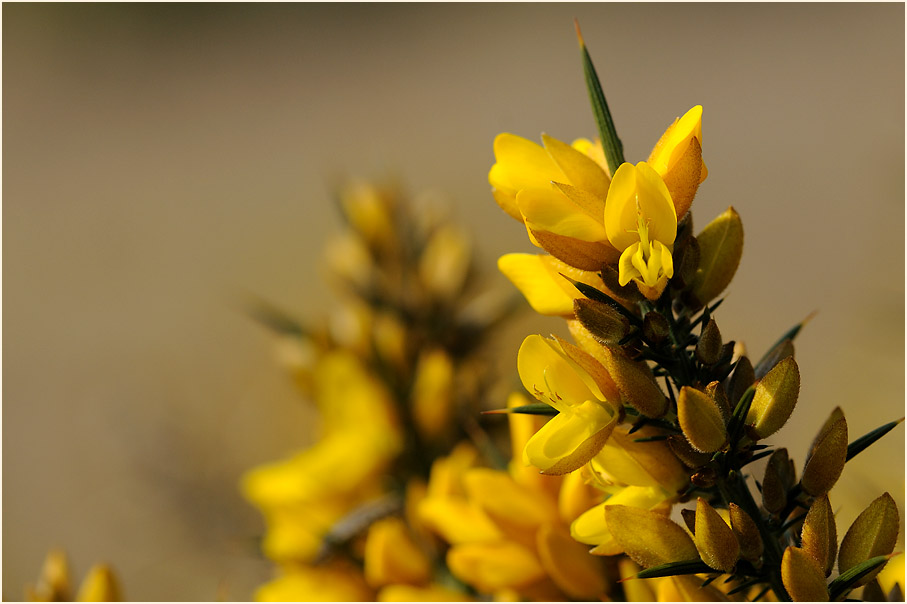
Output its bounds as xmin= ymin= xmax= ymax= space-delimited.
xmin=574 ymin=18 xmax=585 ymax=48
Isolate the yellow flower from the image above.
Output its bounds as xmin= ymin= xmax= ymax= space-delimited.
xmin=490 ymin=106 xmax=705 ymax=299
xmin=516 ymin=335 xmax=620 ymax=474
xmin=604 ymin=161 xmax=677 ymax=298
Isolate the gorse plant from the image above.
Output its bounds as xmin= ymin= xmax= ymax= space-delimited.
xmin=242 ymin=27 xmax=903 ymax=604
xmin=490 ymin=23 xmax=904 ymax=602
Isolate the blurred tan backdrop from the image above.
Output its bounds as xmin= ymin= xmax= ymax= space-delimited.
xmin=3 ymin=3 xmax=904 ymax=600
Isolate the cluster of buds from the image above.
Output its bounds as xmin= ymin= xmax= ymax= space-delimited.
xmin=243 ymin=182 xmax=615 ymax=601
xmin=25 ymin=549 xmax=121 ymax=602
xmin=487 ymin=24 xmax=903 ymax=602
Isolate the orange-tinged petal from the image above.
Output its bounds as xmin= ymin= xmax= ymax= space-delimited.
xmin=648 ymin=105 xmax=704 ymax=178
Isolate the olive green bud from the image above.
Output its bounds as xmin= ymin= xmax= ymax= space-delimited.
xmin=801 ymin=408 xmax=847 ymax=497
xmin=690 ymin=467 xmax=718 ymax=488
xmin=694 ymin=498 xmax=739 ymax=573
xmin=696 ymin=318 xmax=723 ymax=366
xmin=726 ymin=355 xmax=755 ymax=412
xmin=763 ymin=448 xmax=796 ymax=514
xmin=782 ymin=546 xmax=829 ymax=602
xmin=688 ymin=206 xmax=743 ymax=309
xmin=600 ymin=264 xmax=644 ymax=306
xmin=746 ymin=357 xmax=800 ymax=440
xmin=678 ymin=386 xmax=727 ymax=453
xmin=667 ymin=434 xmax=711 ymax=469
xmin=599 ymin=346 xmax=667 ymax=418
xmin=705 ymin=380 xmax=731 ymax=420
xmin=604 ymin=505 xmax=699 ymax=569
xmin=729 ymin=503 xmax=764 ymax=562
xmin=838 ymin=493 xmax=899 ymax=587
xmin=573 ymin=298 xmax=631 ymax=346
xmin=642 ymin=311 xmax=670 ymax=346
xmin=674 ymin=235 xmax=701 ymax=289
xmin=754 ymin=338 xmax=795 ymax=380
xmin=800 ymin=494 xmax=837 ymax=577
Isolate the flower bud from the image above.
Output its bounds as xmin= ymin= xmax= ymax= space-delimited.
xmin=754 ymin=338 xmax=795 ymax=380
xmin=411 ymin=349 xmax=455 ymax=441
xmin=536 ymin=523 xmax=608 ymax=600
xmin=762 ymin=448 xmax=796 ymax=514
xmin=800 ymin=494 xmax=837 ymax=577
xmin=726 ymin=355 xmax=755 ymax=412
xmin=838 ymin=493 xmax=899 ymax=587
xmin=418 ymin=224 xmax=472 ymax=299
xmin=604 ymin=504 xmax=699 ymax=568
xmin=76 ymin=564 xmax=122 ymax=602
xmin=599 ymin=346 xmax=667 ymax=418
xmin=746 ymin=357 xmax=800 ymax=440
xmin=673 ymin=235 xmax=701 ymax=290
xmin=688 ymin=206 xmax=743 ymax=309
xmin=667 ymin=434 xmax=711 ymax=469
xmin=678 ymin=386 xmax=727 ymax=453
xmin=696 ymin=318 xmax=723 ymax=366
xmin=801 ymin=408 xmax=847 ymax=497
xmin=446 ymin=541 xmax=545 ymax=593
xmin=642 ymin=311 xmax=670 ymax=345
xmin=729 ymin=503 xmax=764 ymax=562
xmin=694 ymin=498 xmax=739 ymax=572
xmin=364 ymin=517 xmax=432 ymax=588
xmin=573 ymin=298 xmax=630 ymax=345
xmin=705 ymin=380 xmax=731 ymax=421
xmin=782 ymin=546 xmax=829 ymax=602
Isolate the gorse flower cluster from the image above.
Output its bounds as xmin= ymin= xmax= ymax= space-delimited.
xmin=241 ymin=181 xmax=603 ymax=601
xmin=25 ymin=549 xmax=121 ymax=602
xmin=488 ymin=25 xmax=903 ymax=603
xmin=241 ymin=28 xmax=903 ymax=604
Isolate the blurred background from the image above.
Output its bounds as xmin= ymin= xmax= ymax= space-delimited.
xmin=3 ymin=3 xmax=904 ymax=600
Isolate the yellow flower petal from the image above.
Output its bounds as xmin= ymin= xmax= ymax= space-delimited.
xmin=498 ymin=253 xmax=606 ymax=316
xmin=364 ymin=517 xmax=432 ymax=588
xmin=447 ymin=542 xmax=546 ymax=593
xmin=570 ymin=485 xmax=673 ymax=553
xmin=417 ymin=498 xmax=503 ymax=544
xmin=523 ymin=400 xmax=618 ymax=474
xmin=591 ymin=425 xmax=687 ymax=492
xmin=605 ymin=504 xmax=699 ymax=568
xmin=604 ymin=162 xmax=677 ymax=252
xmin=536 ymin=523 xmax=608 ymax=600
xmin=648 ymin=105 xmax=704 ymax=178
xmin=542 ymin=133 xmax=611 ymax=199
xmin=518 ymin=187 xmax=608 ymax=242
xmin=378 ymin=584 xmax=473 ymax=602
xmin=463 ymin=468 xmax=560 ymax=529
